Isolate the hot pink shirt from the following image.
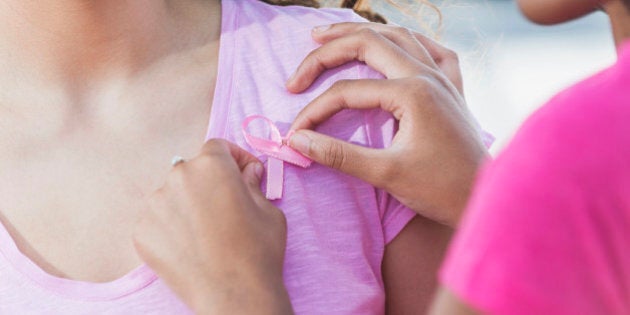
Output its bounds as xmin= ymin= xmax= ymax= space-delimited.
xmin=440 ymin=42 xmax=630 ymax=314
xmin=0 ymin=1 xmax=421 ymax=313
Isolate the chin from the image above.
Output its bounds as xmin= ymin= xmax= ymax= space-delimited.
xmin=516 ymin=0 xmax=600 ymax=25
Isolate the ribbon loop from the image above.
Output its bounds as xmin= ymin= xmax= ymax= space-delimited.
xmin=242 ymin=115 xmax=312 ymax=200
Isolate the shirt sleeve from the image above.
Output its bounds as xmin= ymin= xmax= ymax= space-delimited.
xmin=439 ymin=98 xmax=630 ymax=315
xmin=351 ymin=63 xmax=415 ymax=244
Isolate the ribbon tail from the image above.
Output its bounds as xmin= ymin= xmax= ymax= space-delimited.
xmin=266 ymin=157 xmax=284 ymax=200
xmin=242 ymin=115 xmax=313 ymax=200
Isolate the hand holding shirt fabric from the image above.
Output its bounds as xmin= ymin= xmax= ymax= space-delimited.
xmin=287 ymin=22 xmax=492 ymax=227
xmin=134 ymin=139 xmax=292 ymax=315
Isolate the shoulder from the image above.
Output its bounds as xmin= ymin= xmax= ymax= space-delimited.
xmin=220 ymin=0 xmax=389 ymax=148
xmin=496 ymin=55 xmax=630 ymax=183
xmin=440 ymin=55 xmax=630 ymax=314
xmin=222 ymin=0 xmax=366 ymax=60
xmin=228 ymin=0 xmax=365 ymax=29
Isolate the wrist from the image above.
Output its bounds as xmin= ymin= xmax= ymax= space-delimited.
xmin=191 ymin=272 xmax=293 ymax=315
xmin=442 ymin=150 xmax=490 ymax=227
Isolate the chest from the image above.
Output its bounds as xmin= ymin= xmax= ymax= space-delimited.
xmin=0 ymin=71 xmax=215 ymax=283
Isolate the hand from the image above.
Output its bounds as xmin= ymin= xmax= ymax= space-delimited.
xmin=133 ymin=139 xmax=293 ymax=315
xmin=286 ymin=22 xmax=490 ymax=227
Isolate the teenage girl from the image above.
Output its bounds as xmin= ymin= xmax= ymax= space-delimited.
xmin=0 ymin=0 xmax=466 ymax=314
xmin=135 ymin=0 xmax=630 ymax=314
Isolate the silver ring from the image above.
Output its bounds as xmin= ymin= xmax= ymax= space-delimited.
xmin=171 ymin=155 xmax=185 ymax=167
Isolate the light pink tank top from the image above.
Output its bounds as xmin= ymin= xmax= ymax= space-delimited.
xmin=0 ymin=1 xmax=483 ymax=313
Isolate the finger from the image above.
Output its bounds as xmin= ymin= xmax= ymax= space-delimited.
xmin=286 ymin=29 xmax=426 ymax=93
xmin=224 ymin=141 xmax=261 ymax=171
xmin=302 ymin=22 xmax=464 ymax=92
xmin=288 ymin=129 xmax=387 ymax=187
xmin=201 ymin=139 xmax=260 ymax=171
xmin=241 ymin=162 xmax=270 ymax=208
xmin=290 ymin=79 xmax=406 ymax=131
xmin=410 ymin=32 xmax=463 ymax=92
xmin=313 ymin=22 xmax=451 ymax=69
xmin=313 ymin=22 xmax=436 ymax=67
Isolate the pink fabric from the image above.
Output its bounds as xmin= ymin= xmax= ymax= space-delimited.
xmin=0 ymin=1 xmax=427 ymax=314
xmin=242 ymin=115 xmax=312 ymax=200
xmin=440 ymin=42 xmax=630 ymax=314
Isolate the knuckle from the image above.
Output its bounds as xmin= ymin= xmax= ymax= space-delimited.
xmin=304 ymin=44 xmax=319 ymax=58
xmin=356 ymin=27 xmax=379 ymax=41
xmin=329 ymin=79 xmax=351 ymax=97
xmin=353 ymin=29 xmax=382 ymax=62
xmin=202 ymin=139 xmax=230 ymax=157
xmin=295 ymin=49 xmax=328 ymax=81
xmin=394 ymin=26 xmax=415 ymax=39
xmin=322 ymin=140 xmax=347 ymax=170
xmin=443 ymin=48 xmax=459 ymax=64
xmin=311 ymin=52 xmax=328 ymax=73
xmin=303 ymin=48 xmax=321 ymax=66
xmin=402 ymin=76 xmax=439 ymax=105
xmin=407 ymin=76 xmax=433 ymax=94
xmin=333 ymin=22 xmax=353 ymax=30
xmin=375 ymin=162 xmax=396 ymax=189
xmin=202 ymin=138 xmax=222 ymax=151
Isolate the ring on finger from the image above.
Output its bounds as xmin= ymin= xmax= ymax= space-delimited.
xmin=171 ymin=155 xmax=186 ymax=167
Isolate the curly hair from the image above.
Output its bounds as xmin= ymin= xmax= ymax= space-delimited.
xmin=261 ymin=0 xmax=387 ymax=23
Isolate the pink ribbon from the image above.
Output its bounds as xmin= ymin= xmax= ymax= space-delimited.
xmin=242 ymin=115 xmax=312 ymax=200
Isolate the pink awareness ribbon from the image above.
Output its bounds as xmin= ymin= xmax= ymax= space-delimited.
xmin=242 ymin=115 xmax=312 ymax=200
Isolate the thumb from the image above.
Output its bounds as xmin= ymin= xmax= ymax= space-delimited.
xmin=241 ymin=161 xmax=270 ymax=207
xmin=288 ymin=130 xmax=385 ymax=186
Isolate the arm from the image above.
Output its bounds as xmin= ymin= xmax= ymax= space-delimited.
xmin=429 ymin=287 xmax=482 ymax=315
xmin=382 ymin=216 xmax=453 ymax=314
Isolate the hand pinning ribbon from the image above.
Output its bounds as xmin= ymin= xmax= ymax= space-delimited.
xmin=242 ymin=115 xmax=312 ymax=200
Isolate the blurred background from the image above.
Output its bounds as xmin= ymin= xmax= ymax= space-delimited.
xmin=374 ymin=0 xmax=616 ymax=154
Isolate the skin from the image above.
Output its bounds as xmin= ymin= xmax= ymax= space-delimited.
xmin=0 ymin=0 xmax=445 ymax=313
xmin=515 ymin=0 xmax=602 ymax=25
xmin=134 ymin=0 xmax=630 ymax=314
xmin=0 ymin=0 xmax=222 ymax=282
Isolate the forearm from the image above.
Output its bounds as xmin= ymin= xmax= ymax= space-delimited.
xmin=442 ymin=149 xmax=491 ymax=228
xmin=429 ymin=287 xmax=481 ymax=315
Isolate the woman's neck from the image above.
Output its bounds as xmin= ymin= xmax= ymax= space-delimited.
xmin=0 ymin=0 xmax=221 ymax=82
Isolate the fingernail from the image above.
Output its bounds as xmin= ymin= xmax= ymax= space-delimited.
xmin=312 ymin=25 xmax=331 ymax=33
xmin=288 ymin=132 xmax=311 ymax=155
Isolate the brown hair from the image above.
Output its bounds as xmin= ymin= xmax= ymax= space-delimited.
xmin=261 ymin=0 xmax=387 ymax=23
